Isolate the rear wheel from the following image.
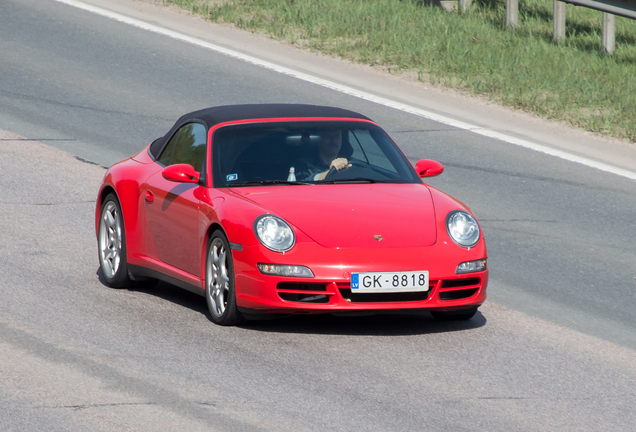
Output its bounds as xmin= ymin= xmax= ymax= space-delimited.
xmin=205 ymin=230 xmax=242 ymax=326
xmin=98 ymin=193 xmax=132 ymax=288
xmin=431 ymin=307 xmax=478 ymax=321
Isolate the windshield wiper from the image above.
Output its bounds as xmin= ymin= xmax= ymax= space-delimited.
xmin=229 ymin=180 xmax=314 ymax=186
xmin=320 ymin=178 xmax=389 ymax=184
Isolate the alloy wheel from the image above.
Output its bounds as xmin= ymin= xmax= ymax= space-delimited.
xmin=207 ymin=237 xmax=230 ymax=317
xmin=99 ymin=201 xmax=122 ymax=279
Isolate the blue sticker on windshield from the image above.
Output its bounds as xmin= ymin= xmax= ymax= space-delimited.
xmin=351 ymin=274 xmax=359 ymax=289
xmin=226 ymin=173 xmax=238 ymax=182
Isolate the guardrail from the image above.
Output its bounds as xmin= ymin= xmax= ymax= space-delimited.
xmin=561 ymin=0 xmax=636 ymax=19
xmin=506 ymin=0 xmax=636 ymax=53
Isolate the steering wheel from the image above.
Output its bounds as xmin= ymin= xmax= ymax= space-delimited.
xmin=323 ymin=160 xmax=366 ymax=181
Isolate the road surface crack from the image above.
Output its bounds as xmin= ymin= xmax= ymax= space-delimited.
xmin=74 ymin=156 xmax=108 ymax=169
xmin=0 ymin=201 xmax=94 ymax=206
xmin=476 ymin=394 xmax=636 ymax=401
xmin=43 ymin=402 xmax=158 ymax=411
xmin=0 ymin=138 xmax=77 ymax=141
xmin=39 ymin=401 xmax=217 ymax=411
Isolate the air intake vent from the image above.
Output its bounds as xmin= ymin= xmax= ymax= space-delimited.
xmin=277 ymin=282 xmax=327 ymax=292
xmin=278 ymin=293 xmax=330 ymax=303
xmin=276 ymin=282 xmax=330 ymax=303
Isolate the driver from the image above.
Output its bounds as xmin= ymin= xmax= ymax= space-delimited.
xmin=295 ymin=129 xmax=352 ymax=181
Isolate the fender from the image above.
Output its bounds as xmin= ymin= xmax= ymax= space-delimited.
xmin=96 ymin=154 xmax=161 ymax=266
xmin=428 ymin=185 xmax=488 ymax=258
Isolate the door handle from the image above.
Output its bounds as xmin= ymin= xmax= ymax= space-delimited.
xmin=145 ymin=189 xmax=155 ymax=203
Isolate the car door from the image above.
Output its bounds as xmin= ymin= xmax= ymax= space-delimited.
xmin=143 ymin=122 xmax=207 ymax=277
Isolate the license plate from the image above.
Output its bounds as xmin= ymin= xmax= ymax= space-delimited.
xmin=351 ymin=271 xmax=429 ymax=293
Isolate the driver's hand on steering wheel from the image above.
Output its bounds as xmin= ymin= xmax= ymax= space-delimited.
xmin=316 ymin=158 xmax=352 ymax=180
xmin=330 ymin=158 xmax=352 ymax=172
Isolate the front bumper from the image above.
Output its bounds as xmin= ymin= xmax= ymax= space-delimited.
xmin=232 ymin=241 xmax=488 ymax=314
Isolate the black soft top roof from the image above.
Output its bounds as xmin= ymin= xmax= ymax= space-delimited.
xmin=149 ymin=104 xmax=372 ymax=158
xmin=185 ymin=104 xmax=370 ymax=125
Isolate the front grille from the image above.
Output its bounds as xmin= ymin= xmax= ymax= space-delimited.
xmin=439 ymin=277 xmax=481 ymax=301
xmin=339 ymin=289 xmax=432 ymax=303
xmin=442 ymin=278 xmax=480 ymax=289
xmin=277 ymin=282 xmax=330 ymax=303
xmin=275 ymin=277 xmax=481 ymax=304
xmin=277 ymin=282 xmax=327 ymax=292
xmin=337 ymin=280 xmax=435 ymax=303
xmin=278 ymin=293 xmax=330 ymax=303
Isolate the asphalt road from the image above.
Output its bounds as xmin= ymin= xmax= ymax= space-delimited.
xmin=1 ymin=0 xmax=636 ymax=430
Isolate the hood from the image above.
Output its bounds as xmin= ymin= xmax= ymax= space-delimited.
xmin=230 ymin=184 xmax=437 ymax=249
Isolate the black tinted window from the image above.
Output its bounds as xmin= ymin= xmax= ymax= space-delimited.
xmin=157 ymin=123 xmax=207 ymax=171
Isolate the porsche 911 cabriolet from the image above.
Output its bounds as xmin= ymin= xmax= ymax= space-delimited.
xmin=96 ymin=104 xmax=487 ymax=325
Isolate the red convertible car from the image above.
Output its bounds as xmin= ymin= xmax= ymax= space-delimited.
xmin=96 ymin=104 xmax=487 ymax=325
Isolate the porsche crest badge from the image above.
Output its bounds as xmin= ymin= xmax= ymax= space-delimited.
xmin=374 ymin=235 xmax=383 ymax=241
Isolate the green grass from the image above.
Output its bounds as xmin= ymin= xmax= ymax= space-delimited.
xmin=163 ymin=0 xmax=636 ymax=141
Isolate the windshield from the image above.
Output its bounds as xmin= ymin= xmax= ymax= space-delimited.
xmin=212 ymin=121 xmax=421 ymax=187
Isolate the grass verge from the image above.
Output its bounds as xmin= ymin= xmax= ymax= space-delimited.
xmin=163 ymin=0 xmax=636 ymax=142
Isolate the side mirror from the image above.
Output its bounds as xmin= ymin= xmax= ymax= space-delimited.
xmin=162 ymin=164 xmax=200 ymax=183
xmin=415 ymin=159 xmax=444 ymax=178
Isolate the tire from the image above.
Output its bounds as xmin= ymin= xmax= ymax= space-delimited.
xmin=98 ymin=193 xmax=133 ymax=288
xmin=205 ymin=230 xmax=242 ymax=326
xmin=431 ymin=306 xmax=478 ymax=321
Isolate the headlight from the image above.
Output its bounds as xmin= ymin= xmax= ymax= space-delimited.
xmin=446 ymin=210 xmax=480 ymax=248
xmin=254 ymin=215 xmax=296 ymax=252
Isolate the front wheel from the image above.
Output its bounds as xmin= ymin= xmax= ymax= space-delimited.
xmin=431 ymin=307 xmax=478 ymax=321
xmin=205 ymin=231 xmax=242 ymax=326
xmin=98 ymin=193 xmax=132 ymax=288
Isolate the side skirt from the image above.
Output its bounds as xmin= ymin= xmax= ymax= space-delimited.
xmin=128 ymin=264 xmax=205 ymax=297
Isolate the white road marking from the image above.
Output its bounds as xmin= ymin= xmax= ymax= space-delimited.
xmin=55 ymin=0 xmax=636 ymax=182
